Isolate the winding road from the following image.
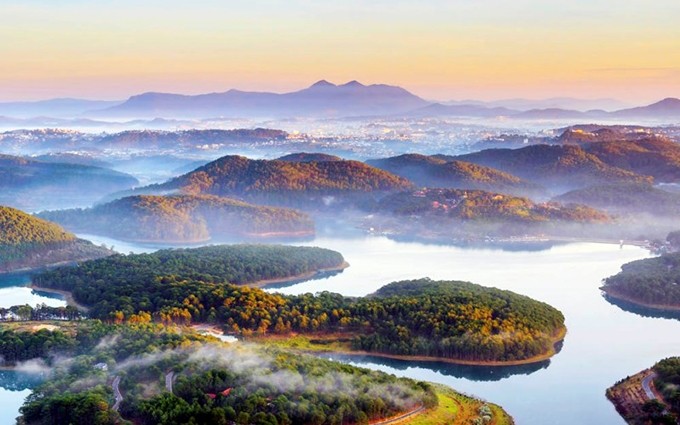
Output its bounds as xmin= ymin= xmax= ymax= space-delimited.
xmin=641 ymin=372 xmax=658 ymax=400
xmin=112 ymin=376 xmax=123 ymax=412
xmin=165 ymin=371 xmax=175 ymax=394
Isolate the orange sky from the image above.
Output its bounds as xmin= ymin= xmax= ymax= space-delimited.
xmin=2 ymin=1 xmax=680 ymax=102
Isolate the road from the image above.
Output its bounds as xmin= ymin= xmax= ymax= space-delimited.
xmin=641 ymin=372 xmax=658 ymax=400
xmin=371 ymin=405 xmax=425 ymax=425
xmin=165 ymin=371 xmax=175 ymax=394
xmin=112 ymin=376 xmax=123 ymax=412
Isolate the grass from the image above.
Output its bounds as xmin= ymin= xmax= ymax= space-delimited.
xmin=0 ymin=320 xmax=80 ymax=335
xmin=406 ymin=384 xmax=514 ymax=425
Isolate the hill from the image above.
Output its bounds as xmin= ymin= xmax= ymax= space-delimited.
xmin=554 ymin=183 xmax=680 ymax=216
xmin=376 ymin=188 xmax=608 ymax=223
xmin=613 ymin=97 xmax=680 ymax=119
xmin=38 ymin=195 xmax=315 ymax=243
xmin=453 ymin=144 xmax=652 ymax=194
xmin=34 ymin=250 xmax=566 ymax=364
xmin=0 ymin=206 xmax=112 ymax=272
xmin=276 ymin=152 xmax=342 ymax=162
xmin=93 ymin=80 xmax=430 ymax=118
xmin=601 ymin=251 xmax=680 ymax=311
xmin=582 ymin=136 xmax=680 ymax=182
xmin=367 ymin=154 xmax=544 ymax=197
xmin=0 ymin=154 xmax=139 ymax=211
xmin=130 ymin=155 xmax=413 ymax=208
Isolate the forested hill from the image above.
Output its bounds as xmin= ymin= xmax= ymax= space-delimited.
xmin=128 ymin=155 xmax=413 ymax=207
xmin=34 ymin=244 xmax=346 ymax=290
xmin=453 ymin=144 xmax=652 ymax=194
xmin=0 ymin=206 xmax=74 ymax=245
xmin=602 ymin=251 xmax=680 ymax=309
xmin=7 ymin=323 xmax=441 ymax=425
xmin=0 ymin=206 xmax=112 ymax=272
xmin=0 ymin=153 xmax=139 ymax=211
xmin=35 ymin=248 xmax=566 ymax=363
xmin=367 ymin=154 xmax=544 ymax=197
xmin=376 ymin=188 xmax=609 ymax=223
xmin=38 ymin=194 xmax=315 ymax=243
xmin=554 ymin=183 xmax=680 ymax=216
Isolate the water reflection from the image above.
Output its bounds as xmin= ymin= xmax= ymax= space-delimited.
xmin=603 ymin=293 xmax=680 ymax=321
xmin=319 ymin=353 xmax=551 ymax=382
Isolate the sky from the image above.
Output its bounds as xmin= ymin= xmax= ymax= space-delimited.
xmin=1 ymin=0 xmax=680 ymax=103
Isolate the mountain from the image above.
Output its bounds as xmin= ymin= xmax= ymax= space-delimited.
xmin=0 ymin=154 xmax=139 ymax=211
xmin=31 ymin=153 xmax=113 ymax=168
xmin=126 ymin=154 xmax=413 ymax=208
xmin=613 ymin=98 xmax=680 ymax=119
xmin=0 ymin=206 xmax=112 ymax=272
xmin=366 ymin=154 xmax=545 ymax=197
xmin=92 ymin=80 xmax=430 ymax=119
xmin=38 ymin=194 xmax=314 ymax=243
xmin=444 ymin=97 xmax=631 ymax=112
xmin=0 ymin=98 xmax=122 ymax=118
xmin=452 ymin=144 xmax=652 ymax=194
xmin=404 ymin=103 xmax=517 ymax=118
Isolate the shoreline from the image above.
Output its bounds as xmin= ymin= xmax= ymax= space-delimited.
xmin=245 ymin=261 xmax=350 ymax=288
xmin=29 ymin=286 xmax=90 ymax=313
xmin=601 ymin=287 xmax=680 ymax=313
xmin=258 ymin=326 xmax=566 ymax=367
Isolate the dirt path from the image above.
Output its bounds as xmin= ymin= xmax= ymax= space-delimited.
xmin=370 ymin=405 xmax=425 ymax=425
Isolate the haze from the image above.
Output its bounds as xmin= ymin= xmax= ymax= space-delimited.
xmin=3 ymin=0 xmax=680 ymax=103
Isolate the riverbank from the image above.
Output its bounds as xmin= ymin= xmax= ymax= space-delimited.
xmin=600 ymin=287 xmax=680 ymax=313
xmin=254 ymin=326 xmax=566 ymax=367
xmin=245 ymin=261 xmax=350 ymax=288
xmin=29 ymin=286 xmax=90 ymax=313
xmin=606 ymin=369 xmax=669 ymax=424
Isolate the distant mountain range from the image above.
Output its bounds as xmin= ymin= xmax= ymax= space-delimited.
xmin=91 ymin=80 xmax=430 ymax=119
xmin=0 ymin=81 xmax=678 ymax=121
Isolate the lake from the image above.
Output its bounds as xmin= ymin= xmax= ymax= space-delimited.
xmin=1 ymin=234 xmax=672 ymax=424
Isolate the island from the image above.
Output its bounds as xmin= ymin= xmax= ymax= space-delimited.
xmin=38 ymin=194 xmax=315 ymax=243
xmin=33 ymin=248 xmax=566 ymax=365
xmin=607 ymin=357 xmax=680 ymax=424
xmin=0 ymin=206 xmax=112 ymax=274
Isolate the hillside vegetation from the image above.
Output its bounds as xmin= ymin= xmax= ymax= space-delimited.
xmin=377 ymin=189 xmax=609 ymax=223
xmin=34 ymin=248 xmax=566 ymax=363
xmin=0 ymin=154 xmax=138 ymax=210
xmin=0 ymin=206 xmax=111 ymax=272
xmin=602 ymin=251 xmax=680 ymax=309
xmin=367 ymin=154 xmax=543 ymax=197
xmin=39 ymin=195 xmax=314 ymax=243
xmin=5 ymin=323 xmax=443 ymax=425
xmin=454 ymin=145 xmax=652 ymax=194
xmin=129 ymin=155 xmax=412 ymax=208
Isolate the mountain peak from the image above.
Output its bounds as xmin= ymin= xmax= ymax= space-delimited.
xmin=341 ymin=80 xmax=365 ymax=88
xmin=309 ymin=80 xmax=336 ymax=88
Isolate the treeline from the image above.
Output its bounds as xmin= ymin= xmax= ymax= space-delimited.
xmin=15 ymin=323 xmax=437 ymax=425
xmin=602 ymin=251 xmax=680 ymax=307
xmin=0 ymin=328 xmax=77 ymax=364
xmin=36 ymin=247 xmax=565 ymax=363
xmin=0 ymin=304 xmax=82 ymax=322
xmin=34 ymin=244 xmax=345 ymax=291
xmin=39 ymin=195 xmax=315 ymax=243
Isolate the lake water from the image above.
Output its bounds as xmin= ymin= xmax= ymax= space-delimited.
xmin=2 ymin=234 xmax=674 ymax=424
xmin=0 ymin=371 xmax=44 ymax=425
xmin=0 ymin=273 xmax=66 ymax=310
